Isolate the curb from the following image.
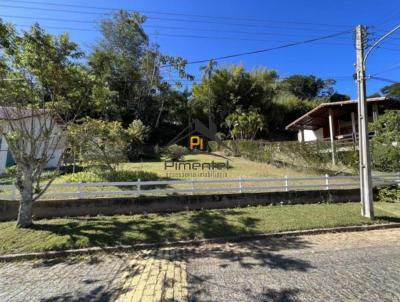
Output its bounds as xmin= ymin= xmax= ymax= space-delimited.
xmin=1 ymin=222 xmax=400 ymax=262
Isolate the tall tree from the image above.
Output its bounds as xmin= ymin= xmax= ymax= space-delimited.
xmin=192 ymin=65 xmax=277 ymax=132
xmin=381 ymin=83 xmax=400 ymax=98
xmin=280 ymin=75 xmax=334 ymax=100
xmin=89 ymin=10 xmax=191 ymax=128
xmin=200 ymin=59 xmax=218 ymax=127
xmin=0 ymin=22 xmax=88 ymax=227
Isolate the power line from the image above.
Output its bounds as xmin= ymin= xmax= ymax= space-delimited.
xmin=0 ymin=14 xmax=353 ymax=40
xmin=161 ymin=30 xmax=352 ymax=67
xmin=11 ymin=23 xmax=353 ymax=45
xmin=0 ymin=4 xmax=352 ymax=33
xmin=0 ymin=0 xmax=352 ymax=28
xmin=371 ymin=61 xmax=400 ymax=76
xmin=368 ymin=76 xmax=399 ymax=84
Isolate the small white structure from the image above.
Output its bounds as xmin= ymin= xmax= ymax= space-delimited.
xmin=0 ymin=107 xmax=66 ymax=174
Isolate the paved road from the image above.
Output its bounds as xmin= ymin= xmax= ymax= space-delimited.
xmin=0 ymin=229 xmax=399 ymax=301
xmin=187 ymin=229 xmax=400 ymax=302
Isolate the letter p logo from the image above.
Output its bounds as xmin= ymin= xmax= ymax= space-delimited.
xmin=190 ymin=136 xmax=204 ymax=150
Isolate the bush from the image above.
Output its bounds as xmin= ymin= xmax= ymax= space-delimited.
xmin=5 ymin=165 xmax=17 ymax=175
xmin=59 ymin=169 xmax=160 ymax=183
xmin=337 ymin=150 xmax=359 ymax=173
xmin=377 ymin=187 xmax=400 ymax=203
xmin=162 ymin=144 xmax=187 ymax=161
xmin=370 ymin=110 xmax=400 ymax=172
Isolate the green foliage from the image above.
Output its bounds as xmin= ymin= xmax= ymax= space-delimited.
xmin=337 ymin=150 xmax=359 ymax=173
xmin=370 ymin=110 xmax=400 ymax=172
xmin=126 ymin=119 xmax=150 ymax=160
xmin=191 ymin=65 xmax=277 ymax=132
xmin=68 ymin=118 xmax=149 ymax=171
xmin=270 ymin=92 xmax=317 ymax=132
xmin=377 ymin=187 xmax=400 ymax=203
xmin=212 ymin=139 xmax=359 ymax=172
xmin=280 ymin=75 xmax=334 ymax=100
xmin=5 ymin=165 xmax=17 ymax=175
xmin=88 ymin=10 xmax=192 ymax=129
xmin=225 ymin=109 xmax=264 ymax=140
xmin=381 ymin=83 xmax=400 ymax=98
xmin=162 ymin=144 xmax=188 ymax=161
xmin=59 ymin=169 xmax=159 ymax=183
xmin=329 ymin=92 xmax=350 ymax=102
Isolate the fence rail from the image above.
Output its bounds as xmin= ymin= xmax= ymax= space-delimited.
xmin=0 ymin=173 xmax=399 ymax=201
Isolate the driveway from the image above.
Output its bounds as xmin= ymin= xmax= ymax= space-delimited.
xmin=0 ymin=228 xmax=399 ymax=301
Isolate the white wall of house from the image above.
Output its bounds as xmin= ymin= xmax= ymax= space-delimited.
xmin=0 ymin=114 xmax=65 ymax=174
xmin=0 ymin=137 xmax=9 ymax=173
xmin=297 ymin=128 xmax=324 ymax=142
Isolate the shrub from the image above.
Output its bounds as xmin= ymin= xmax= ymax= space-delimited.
xmin=377 ymin=187 xmax=400 ymax=203
xmin=59 ymin=169 xmax=160 ymax=183
xmin=337 ymin=150 xmax=359 ymax=173
xmin=162 ymin=144 xmax=187 ymax=161
xmin=5 ymin=165 xmax=17 ymax=175
xmin=370 ymin=110 xmax=400 ymax=172
xmin=68 ymin=118 xmax=149 ymax=171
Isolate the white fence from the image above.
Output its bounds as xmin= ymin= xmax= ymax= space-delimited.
xmin=0 ymin=173 xmax=399 ymax=201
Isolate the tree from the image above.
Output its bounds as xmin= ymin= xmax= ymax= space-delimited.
xmin=200 ymin=59 xmax=218 ymax=126
xmin=68 ymin=118 xmax=149 ymax=171
xmin=270 ymin=92 xmax=316 ymax=133
xmin=192 ymin=65 xmax=277 ymax=133
xmin=280 ymin=75 xmax=334 ymax=100
xmin=0 ymin=22 xmax=87 ymax=227
xmin=200 ymin=59 xmax=218 ymax=81
xmin=370 ymin=110 xmax=400 ymax=172
xmin=225 ymin=109 xmax=264 ymax=140
xmin=381 ymin=83 xmax=400 ymax=98
xmin=329 ymin=92 xmax=350 ymax=102
xmin=89 ymin=10 xmax=191 ymax=127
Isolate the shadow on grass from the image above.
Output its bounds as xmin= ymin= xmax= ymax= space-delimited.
xmin=376 ymin=215 xmax=400 ymax=223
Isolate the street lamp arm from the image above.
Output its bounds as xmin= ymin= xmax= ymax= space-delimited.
xmin=364 ymin=24 xmax=400 ymax=64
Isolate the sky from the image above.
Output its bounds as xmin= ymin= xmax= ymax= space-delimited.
xmin=1 ymin=0 xmax=400 ymax=98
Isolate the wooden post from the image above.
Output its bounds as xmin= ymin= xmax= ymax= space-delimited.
xmin=300 ymin=127 xmax=305 ymax=143
xmin=137 ymin=179 xmax=141 ymax=196
xmin=351 ymin=111 xmax=356 ymax=143
xmin=372 ymin=104 xmax=379 ymax=122
xmin=328 ymin=108 xmax=336 ymax=165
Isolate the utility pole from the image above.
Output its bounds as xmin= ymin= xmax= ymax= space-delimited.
xmin=355 ymin=25 xmax=374 ymax=219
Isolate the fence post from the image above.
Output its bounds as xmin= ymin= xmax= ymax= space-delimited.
xmin=137 ymin=178 xmax=141 ymax=196
xmin=325 ymin=174 xmax=329 ymax=190
xmin=239 ymin=176 xmax=243 ymax=193
xmin=284 ymin=175 xmax=289 ymax=192
xmin=77 ymin=182 xmax=83 ymax=199
xmin=191 ymin=177 xmax=195 ymax=195
xmin=11 ymin=185 xmax=17 ymax=201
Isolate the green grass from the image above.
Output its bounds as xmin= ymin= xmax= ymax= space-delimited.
xmin=0 ymin=202 xmax=399 ymax=255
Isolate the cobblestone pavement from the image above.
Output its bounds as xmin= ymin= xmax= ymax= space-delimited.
xmin=0 ymin=229 xmax=399 ymax=302
xmin=187 ymin=229 xmax=400 ymax=302
xmin=0 ymin=249 xmax=188 ymax=302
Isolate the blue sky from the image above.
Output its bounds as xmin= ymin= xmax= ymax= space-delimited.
xmin=1 ymin=0 xmax=400 ymax=98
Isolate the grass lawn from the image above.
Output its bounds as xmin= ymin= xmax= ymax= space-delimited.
xmin=121 ymin=153 xmax=315 ymax=179
xmin=0 ymin=202 xmax=399 ymax=255
xmin=0 ymin=154 xmax=328 ymax=199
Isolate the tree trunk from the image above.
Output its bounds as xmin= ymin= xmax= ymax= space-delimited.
xmin=16 ymin=178 xmax=34 ymax=228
